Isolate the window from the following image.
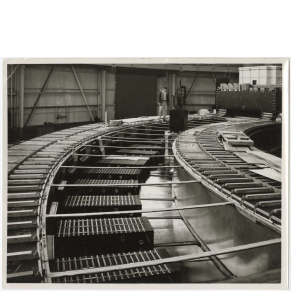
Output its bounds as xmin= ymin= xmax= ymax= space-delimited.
xmin=252 ymin=80 xmax=257 ymax=85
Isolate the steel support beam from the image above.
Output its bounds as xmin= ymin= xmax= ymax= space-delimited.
xmin=10 ymin=65 xmax=13 ymax=128
xmin=170 ymin=74 xmax=176 ymax=108
xmin=49 ymin=238 xmax=281 ymax=278
xmin=71 ymin=66 xmax=95 ymax=122
xmin=47 ymin=201 xmax=232 ymax=218
xmin=185 ymin=73 xmax=199 ymax=99
xmin=101 ymin=70 xmax=106 ymax=121
xmin=174 ymin=198 xmax=235 ymax=279
xmin=51 ymin=180 xmax=200 ymax=188
xmin=105 ymin=64 xmax=239 ymax=73
xmin=24 ymin=65 xmax=56 ymax=127
xmin=61 ymin=165 xmax=182 ymax=169
xmin=15 ymin=65 xmax=18 ymax=127
xmin=19 ymin=65 xmax=25 ymax=128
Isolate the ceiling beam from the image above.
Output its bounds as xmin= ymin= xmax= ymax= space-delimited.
xmin=103 ymin=64 xmax=239 ymax=73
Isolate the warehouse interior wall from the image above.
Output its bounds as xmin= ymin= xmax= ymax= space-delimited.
xmin=7 ymin=64 xmax=116 ymax=142
xmin=7 ymin=65 xmax=105 ymax=128
xmin=7 ymin=64 xmax=238 ymax=142
xmin=27 ymin=65 xmax=99 ymax=126
xmin=157 ymin=72 xmax=239 ymax=113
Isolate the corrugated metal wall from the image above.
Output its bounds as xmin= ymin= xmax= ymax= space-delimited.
xmin=7 ymin=65 xmax=239 ymax=128
xmin=159 ymin=72 xmax=238 ymax=113
xmin=24 ymin=65 xmax=100 ymax=126
xmin=7 ymin=65 xmax=116 ymax=128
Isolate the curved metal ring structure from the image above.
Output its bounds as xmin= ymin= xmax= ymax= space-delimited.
xmin=6 ymin=116 xmax=282 ymax=284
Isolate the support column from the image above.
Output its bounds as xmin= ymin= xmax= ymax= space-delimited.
xmin=97 ymin=70 xmax=100 ymax=120
xmin=97 ymin=71 xmax=101 ymax=120
xmin=101 ymin=70 xmax=106 ymax=122
xmin=98 ymin=136 xmax=105 ymax=156
xmin=164 ymin=130 xmax=169 ymax=158
xmin=165 ymin=71 xmax=169 ymax=88
xmin=165 ymin=71 xmax=169 ymax=116
xmin=10 ymin=65 xmax=13 ymax=128
xmin=15 ymin=65 xmax=19 ymax=127
xmin=19 ymin=65 xmax=25 ymax=129
xmin=170 ymin=74 xmax=176 ymax=108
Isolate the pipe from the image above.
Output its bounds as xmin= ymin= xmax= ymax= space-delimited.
xmin=60 ymin=165 xmax=182 ymax=169
xmin=51 ymin=180 xmax=200 ymax=188
xmin=116 ymin=131 xmax=166 ymax=136
xmin=47 ymin=201 xmax=232 ymax=218
xmin=84 ymin=145 xmax=172 ymax=149
xmin=72 ymin=153 xmax=174 ymax=158
xmin=101 ymin=136 xmax=166 ymax=142
xmin=100 ymin=139 xmax=167 ymax=144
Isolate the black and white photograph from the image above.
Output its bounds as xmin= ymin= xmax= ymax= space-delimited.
xmin=2 ymin=59 xmax=288 ymax=286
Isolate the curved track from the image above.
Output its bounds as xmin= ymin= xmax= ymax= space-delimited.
xmin=6 ymin=116 xmax=282 ymax=284
xmin=175 ymin=120 xmax=282 ymax=228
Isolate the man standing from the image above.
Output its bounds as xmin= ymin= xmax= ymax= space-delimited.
xmin=159 ymin=87 xmax=169 ymax=121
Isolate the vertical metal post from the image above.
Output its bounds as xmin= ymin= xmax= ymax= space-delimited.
xmin=55 ymin=107 xmax=58 ymax=125
xmin=14 ymin=65 xmax=18 ymax=127
xmin=171 ymin=74 xmax=176 ymax=108
xmin=71 ymin=65 xmax=94 ymax=122
xmin=164 ymin=130 xmax=169 ymax=157
xmin=97 ymin=71 xmax=101 ymax=120
xmin=10 ymin=65 xmax=13 ymax=128
xmin=105 ymin=111 xmax=108 ymax=125
xmin=73 ymin=153 xmax=79 ymax=166
xmin=19 ymin=65 xmax=25 ymax=129
xmin=96 ymin=69 xmax=99 ymax=120
xmin=101 ymin=70 xmax=106 ymax=121
xmin=98 ymin=136 xmax=105 ymax=156
xmin=165 ymin=71 xmax=169 ymax=116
